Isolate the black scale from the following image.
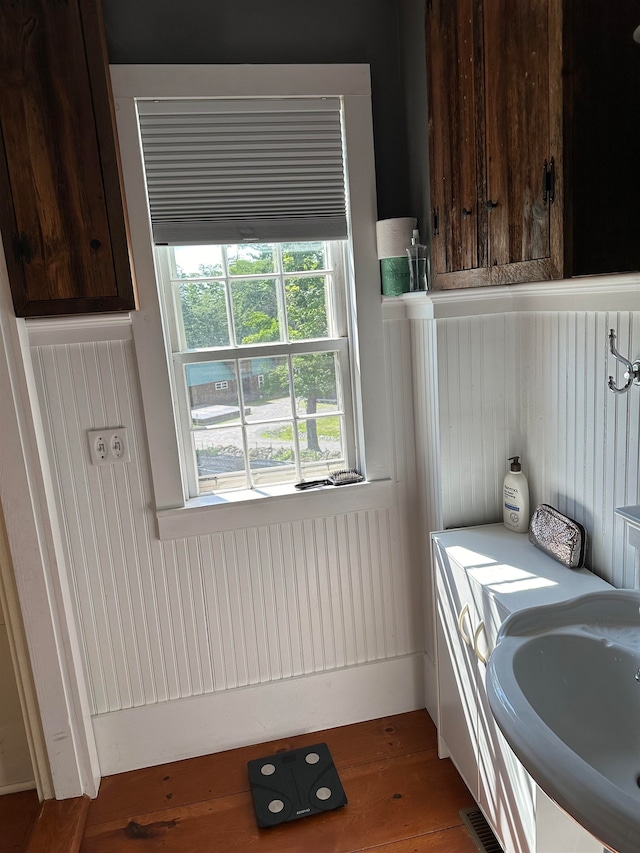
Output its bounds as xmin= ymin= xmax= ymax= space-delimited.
xmin=247 ymin=742 xmax=347 ymax=828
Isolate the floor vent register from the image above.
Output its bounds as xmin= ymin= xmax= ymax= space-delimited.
xmin=459 ymin=807 xmax=504 ymax=853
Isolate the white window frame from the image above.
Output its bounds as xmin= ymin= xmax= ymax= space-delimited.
xmin=159 ymin=238 xmax=356 ymax=497
xmin=112 ymin=65 xmax=391 ymax=534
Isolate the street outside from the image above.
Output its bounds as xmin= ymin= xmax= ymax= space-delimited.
xmin=192 ymin=395 xmax=343 ymax=478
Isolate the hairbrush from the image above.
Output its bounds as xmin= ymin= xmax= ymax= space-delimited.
xmin=294 ymin=468 xmax=364 ymax=490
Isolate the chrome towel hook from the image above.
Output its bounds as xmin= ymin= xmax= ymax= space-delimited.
xmin=608 ymin=329 xmax=640 ymax=394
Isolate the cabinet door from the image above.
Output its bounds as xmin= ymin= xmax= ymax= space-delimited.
xmin=0 ymin=0 xmax=136 ymax=316
xmin=476 ymin=590 xmax=535 ymax=853
xmin=483 ymin=0 xmax=563 ymax=284
xmin=434 ymin=545 xmax=479 ymax=798
xmin=426 ymin=0 xmax=487 ymax=284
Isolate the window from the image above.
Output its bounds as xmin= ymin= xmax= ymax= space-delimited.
xmin=112 ymin=65 xmax=389 ymax=519
xmin=158 ymin=239 xmax=354 ymax=495
xmin=138 ymin=92 xmax=356 ymax=497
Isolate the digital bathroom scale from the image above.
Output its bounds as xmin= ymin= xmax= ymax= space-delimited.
xmin=247 ymin=742 xmax=347 ymax=828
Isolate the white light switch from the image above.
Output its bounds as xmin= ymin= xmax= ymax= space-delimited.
xmin=88 ymin=428 xmax=130 ymax=465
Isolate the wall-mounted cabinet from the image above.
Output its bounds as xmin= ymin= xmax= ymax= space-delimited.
xmin=0 ymin=0 xmax=136 ymax=317
xmin=426 ymin=0 xmax=640 ymax=289
xmin=426 ymin=0 xmax=562 ymax=288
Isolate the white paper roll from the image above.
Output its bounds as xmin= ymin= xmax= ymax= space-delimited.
xmin=376 ymin=217 xmax=417 ymax=259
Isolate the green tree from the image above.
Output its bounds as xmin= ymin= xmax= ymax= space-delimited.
xmin=282 ymin=245 xmax=334 ymax=453
xmin=178 ymin=244 xmax=337 ymax=454
xmin=178 ymin=279 xmax=228 ymax=349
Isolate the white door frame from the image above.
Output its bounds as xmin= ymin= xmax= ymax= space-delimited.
xmin=0 ymin=501 xmax=52 ymax=799
xmin=0 ymin=242 xmax=100 ymax=799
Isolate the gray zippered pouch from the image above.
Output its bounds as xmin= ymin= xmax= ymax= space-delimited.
xmin=529 ymin=503 xmax=587 ymax=569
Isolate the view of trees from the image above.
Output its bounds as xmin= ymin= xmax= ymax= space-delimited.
xmin=176 ymin=243 xmax=339 ymax=454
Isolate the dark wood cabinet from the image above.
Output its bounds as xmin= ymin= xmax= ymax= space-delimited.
xmin=0 ymin=0 xmax=136 ymax=317
xmin=427 ymin=0 xmax=563 ymax=289
xmin=426 ymin=0 xmax=640 ymax=289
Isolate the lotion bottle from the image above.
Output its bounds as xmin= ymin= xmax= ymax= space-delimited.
xmin=503 ymin=456 xmax=529 ymax=533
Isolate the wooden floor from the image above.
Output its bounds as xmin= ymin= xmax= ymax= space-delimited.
xmin=0 ymin=710 xmax=479 ymax=853
xmin=0 ymin=789 xmax=40 ymax=853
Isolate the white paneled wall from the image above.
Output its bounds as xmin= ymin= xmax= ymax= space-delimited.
xmin=30 ymin=330 xmax=421 ymax=722
xmin=29 ymin=299 xmax=638 ymax=770
xmin=518 ymin=311 xmax=640 ymax=588
xmin=413 ymin=308 xmax=640 ymax=589
xmin=437 ymin=314 xmax=519 ymax=529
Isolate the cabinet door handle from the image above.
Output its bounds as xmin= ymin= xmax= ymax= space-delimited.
xmin=457 ymin=603 xmax=473 ymax=647
xmin=473 ymin=621 xmax=489 ymax=665
xmin=486 ymin=200 xmax=498 ymax=211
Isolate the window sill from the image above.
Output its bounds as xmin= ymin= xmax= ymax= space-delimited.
xmin=156 ymin=478 xmax=395 ymax=540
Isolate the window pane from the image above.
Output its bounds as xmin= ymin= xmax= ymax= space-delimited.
xmin=186 ymin=360 xmax=240 ymax=426
xmin=246 ymin=421 xmax=296 ymax=486
xmin=298 ymin=415 xmax=346 ymax=475
xmin=179 ymin=281 xmax=230 ymax=349
xmin=166 ymin=240 xmax=352 ymax=496
xmin=285 ymin=277 xmax=328 ymax=339
xmin=281 ymin=242 xmax=326 ymax=273
xmin=194 ymin=427 xmax=248 ymax=491
xmin=239 ymin=357 xmax=291 ymax=422
xmin=174 ymin=245 xmax=223 ymax=278
xmin=231 ymin=279 xmax=282 ymax=344
xmin=227 ymin=244 xmax=276 ymax=276
xmin=292 ymin=352 xmax=340 ymax=416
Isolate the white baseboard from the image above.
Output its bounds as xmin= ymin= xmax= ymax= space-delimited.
xmin=92 ymin=654 xmax=425 ymax=777
xmin=0 ymin=779 xmax=36 ymax=795
xmin=423 ymin=650 xmax=437 ymax=726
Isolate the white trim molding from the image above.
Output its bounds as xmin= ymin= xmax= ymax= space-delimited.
xmin=92 ymin=653 xmax=424 ymax=776
xmin=156 ymin=479 xmax=395 ymax=540
xmin=112 ymin=63 xmax=391 ymax=523
xmin=26 ymin=314 xmax=133 ymax=347
xmin=0 ymin=506 xmax=52 ymax=800
xmin=0 ymin=241 xmax=100 ymax=799
xmin=382 ymin=273 xmax=640 ymax=321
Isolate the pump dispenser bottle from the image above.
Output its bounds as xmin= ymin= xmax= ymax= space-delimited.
xmin=406 ymin=229 xmax=429 ymax=291
xmin=503 ymin=456 xmax=529 ymax=533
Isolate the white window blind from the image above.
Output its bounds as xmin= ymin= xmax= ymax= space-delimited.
xmin=136 ymin=98 xmax=348 ymax=245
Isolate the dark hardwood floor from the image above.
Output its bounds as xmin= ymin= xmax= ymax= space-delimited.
xmin=0 ymin=710 xmax=479 ymax=852
xmin=81 ymin=710 xmax=477 ymax=852
xmin=0 ymin=788 xmax=39 ymax=853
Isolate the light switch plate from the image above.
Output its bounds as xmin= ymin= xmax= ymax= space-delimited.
xmin=88 ymin=428 xmax=130 ymax=465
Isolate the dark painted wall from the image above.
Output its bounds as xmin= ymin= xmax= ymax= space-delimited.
xmin=102 ymin=0 xmax=427 ymax=224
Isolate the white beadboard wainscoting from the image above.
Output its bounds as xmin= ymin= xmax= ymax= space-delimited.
xmin=428 ymin=309 xmax=639 ymax=587
xmin=394 ymin=283 xmax=640 ymax=594
xmin=518 ymin=311 xmax=640 ymax=589
xmin=28 ymin=316 xmax=423 ymax=774
xmin=24 ymin=276 xmax=640 ymax=777
xmin=388 ymin=279 xmax=640 ymax=720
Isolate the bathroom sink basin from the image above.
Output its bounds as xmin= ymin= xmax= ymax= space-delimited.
xmin=487 ymin=590 xmax=640 ymax=853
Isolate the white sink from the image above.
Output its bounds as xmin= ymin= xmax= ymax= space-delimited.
xmin=487 ymin=590 xmax=640 ymax=853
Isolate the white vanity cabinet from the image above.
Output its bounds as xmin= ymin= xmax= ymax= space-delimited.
xmin=432 ymin=524 xmax=610 ymax=853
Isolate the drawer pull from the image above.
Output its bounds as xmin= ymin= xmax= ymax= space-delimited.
xmin=457 ymin=603 xmax=473 ymax=647
xmin=473 ymin=621 xmax=489 ymax=665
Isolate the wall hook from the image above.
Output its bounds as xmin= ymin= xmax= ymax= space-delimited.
xmin=608 ymin=329 xmax=640 ymax=394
